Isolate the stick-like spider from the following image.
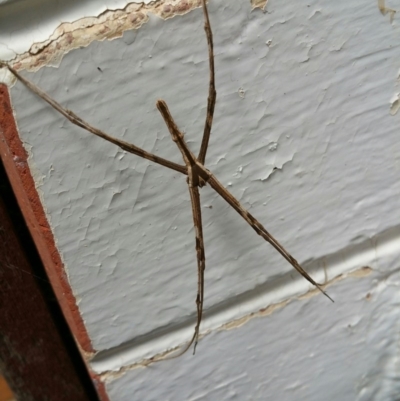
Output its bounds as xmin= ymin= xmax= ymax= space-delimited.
xmin=0 ymin=0 xmax=332 ymax=358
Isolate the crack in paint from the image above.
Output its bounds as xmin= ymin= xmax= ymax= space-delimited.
xmin=220 ymin=266 xmax=372 ymax=331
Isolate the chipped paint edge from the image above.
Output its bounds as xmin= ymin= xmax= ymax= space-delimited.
xmin=11 ymin=0 xmax=201 ymax=72
xmin=6 ymin=0 xmax=267 ymax=73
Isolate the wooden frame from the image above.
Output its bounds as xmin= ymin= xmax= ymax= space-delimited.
xmin=0 ymin=156 xmax=101 ymax=400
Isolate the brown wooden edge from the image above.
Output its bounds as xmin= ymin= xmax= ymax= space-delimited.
xmin=0 ymin=84 xmax=110 ymax=401
xmin=0 ymin=374 xmax=14 ymax=401
xmin=0 ymin=184 xmax=93 ymax=400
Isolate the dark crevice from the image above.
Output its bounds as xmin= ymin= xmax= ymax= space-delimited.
xmin=0 ymin=157 xmax=100 ymax=401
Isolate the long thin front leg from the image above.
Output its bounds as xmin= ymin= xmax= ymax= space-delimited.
xmin=157 ymin=100 xmax=207 ymax=356
xmin=157 ymin=100 xmax=198 ymax=166
xmin=197 ymin=0 xmax=216 ymax=165
xmin=206 ymin=173 xmax=334 ymax=302
xmin=171 ymin=182 xmax=205 ymax=358
xmin=1 ymin=62 xmax=187 ymax=176
xmin=187 ymin=184 xmax=205 ymax=354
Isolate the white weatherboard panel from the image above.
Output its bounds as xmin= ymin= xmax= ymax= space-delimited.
xmin=89 ymin=224 xmax=400 ymax=373
xmin=105 ymin=260 xmax=400 ymax=401
xmin=5 ymin=0 xmax=400 ymax=393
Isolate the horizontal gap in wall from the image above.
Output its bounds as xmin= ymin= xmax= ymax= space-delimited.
xmin=90 ymin=224 xmax=400 ymax=374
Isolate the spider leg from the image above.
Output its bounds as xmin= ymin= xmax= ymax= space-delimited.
xmin=1 ymin=62 xmax=187 ymax=175
xmin=206 ymin=173 xmax=334 ymax=302
xmin=187 ymin=183 xmax=205 ymax=354
xmin=157 ymin=99 xmax=208 ymax=355
xmin=168 ymin=182 xmax=206 ymax=358
xmin=156 ymin=100 xmax=198 ymax=167
xmin=197 ymin=0 xmax=216 ymax=165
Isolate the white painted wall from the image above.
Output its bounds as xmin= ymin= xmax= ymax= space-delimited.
xmin=2 ymin=0 xmax=400 ymax=399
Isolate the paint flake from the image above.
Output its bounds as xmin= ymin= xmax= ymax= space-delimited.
xmin=251 ymin=0 xmax=268 ymax=11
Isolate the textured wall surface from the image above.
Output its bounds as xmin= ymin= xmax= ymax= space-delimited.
xmin=1 ymin=0 xmax=400 ymax=399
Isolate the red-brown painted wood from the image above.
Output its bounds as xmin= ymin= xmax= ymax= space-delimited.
xmin=0 ymin=84 xmax=93 ymax=353
xmin=0 ymin=375 xmax=14 ymax=401
xmin=0 ymin=84 xmax=110 ymax=401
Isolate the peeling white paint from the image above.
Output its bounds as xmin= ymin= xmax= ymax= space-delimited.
xmin=7 ymin=0 xmax=207 ymax=72
xmin=9 ymin=0 xmax=400 ymax=349
xmin=390 ymin=92 xmax=400 ymax=115
xmin=259 ymin=133 xmax=295 ymax=181
xmin=0 ymin=0 xmax=157 ymax=61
